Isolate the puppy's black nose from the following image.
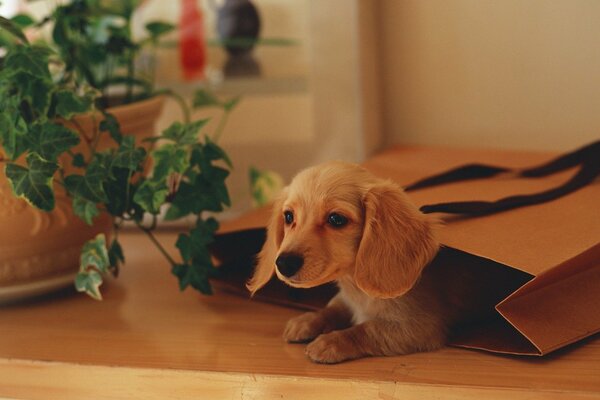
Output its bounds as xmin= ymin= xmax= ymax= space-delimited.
xmin=275 ymin=253 xmax=304 ymax=277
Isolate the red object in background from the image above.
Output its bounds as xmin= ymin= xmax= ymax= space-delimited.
xmin=180 ymin=0 xmax=206 ymax=80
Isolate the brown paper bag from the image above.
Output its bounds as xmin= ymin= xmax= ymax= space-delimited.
xmin=211 ymin=141 xmax=600 ymax=356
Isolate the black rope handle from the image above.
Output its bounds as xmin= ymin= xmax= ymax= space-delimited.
xmin=404 ymin=140 xmax=600 ymax=216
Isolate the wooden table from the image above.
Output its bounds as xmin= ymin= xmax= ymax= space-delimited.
xmin=1 ymin=226 xmax=599 ymax=399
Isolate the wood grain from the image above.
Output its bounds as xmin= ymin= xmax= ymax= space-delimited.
xmin=1 ymin=358 xmax=599 ymax=400
xmin=0 ymin=229 xmax=599 ymax=398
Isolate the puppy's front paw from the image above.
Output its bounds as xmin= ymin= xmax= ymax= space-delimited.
xmin=305 ymin=331 xmax=360 ymax=364
xmin=283 ymin=312 xmax=325 ymax=343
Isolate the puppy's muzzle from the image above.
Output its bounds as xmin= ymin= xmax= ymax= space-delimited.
xmin=275 ymin=253 xmax=304 ymax=277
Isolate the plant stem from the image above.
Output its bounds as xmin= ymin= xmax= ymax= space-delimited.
xmin=125 ymin=48 xmax=135 ymax=104
xmin=136 ymin=220 xmax=177 ymax=267
xmin=156 ymin=89 xmax=191 ymax=123
xmin=213 ymin=109 xmax=231 ymax=143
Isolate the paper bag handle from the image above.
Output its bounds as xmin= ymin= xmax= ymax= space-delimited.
xmin=404 ymin=140 xmax=600 ymax=216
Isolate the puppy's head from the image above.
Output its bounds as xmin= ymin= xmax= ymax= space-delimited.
xmin=247 ymin=161 xmax=439 ymax=299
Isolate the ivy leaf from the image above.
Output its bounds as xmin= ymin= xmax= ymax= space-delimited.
xmin=0 ymin=15 xmax=29 ymax=44
xmin=72 ymin=153 xmax=86 ymax=168
xmin=103 ymin=167 xmax=136 ymax=217
xmin=9 ymin=71 xmax=54 ymax=116
xmin=192 ymin=89 xmax=220 ymax=109
xmin=25 ymin=122 xmax=80 ymax=162
xmin=112 ymin=136 xmax=146 ymax=170
xmin=72 ymin=195 xmax=99 ymax=225
xmin=133 ymin=180 xmax=168 ymax=214
xmin=0 ymin=107 xmax=28 ymax=160
xmin=10 ymin=14 xmax=36 ymax=29
xmin=179 ymin=120 xmax=208 ymax=144
xmin=100 ymin=113 xmax=122 ymax=144
xmin=74 ymin=270 xmax=103 ymax=301
xmin=175 ymin=234 xmax=192 ymax=262
xmin=151 ymin=144 xmax=189 ymax=182
xmin=160 ymin=122 xmax=183 ymax=142
xmin=249 ymin=167 xmax=285 ymax=207
xmin=75 ymin=234 xmax=110 ymax=300
xmin=64 ymin=156 xmax=109 ymax=203
xmin=203 ymin=136 xmax=233 ymax=168
xmin=80 ymin=233 xmax=110 ymax=274
xmin=164 ymin=180 xmax=223 ymax=220
xmin=190 ymin=217 xmax=219 ymax=247
xmin=108 ymin=239 xmax=125 ymax=277
xmin=165 ymin=158 xmax=230 ymax=220
xmin=5 ymin=153 xmax=58 ymax=211
xmin=53 ymin=89 xmax=92 ymax=119
xmin=161 ymin=120 xmax=208 ymax=145
xmin=171 ymin=262 xmax=213 ymax=294
xmin=145 ymin=21 xmax=175 ymax=39
xmin=3 ymin=45 xmax=52 ymax=79
xmin=223 ymin=96 xmax=241 ymax=112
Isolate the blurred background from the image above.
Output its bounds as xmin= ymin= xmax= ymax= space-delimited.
xmin=2 ymin=0 xmax=599 ymax=218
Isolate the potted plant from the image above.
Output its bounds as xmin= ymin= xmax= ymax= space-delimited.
xmin=0 ymin=1 xmax=238 ymax=301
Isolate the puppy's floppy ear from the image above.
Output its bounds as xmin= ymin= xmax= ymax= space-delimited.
xmin=246 ymin=189 xmax=287 ymax=294
xmin=355 ymin=180 xmax=439 ymax=299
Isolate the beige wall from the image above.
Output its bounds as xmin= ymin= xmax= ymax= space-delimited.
xmin=379 ymin=0 xmax=600 ymax=151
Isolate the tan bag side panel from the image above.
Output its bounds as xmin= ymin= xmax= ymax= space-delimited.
xmin=496 ymin=243 xmax=600 ymax=354
xmin=364 ymin=146 xmax=600 ymax=276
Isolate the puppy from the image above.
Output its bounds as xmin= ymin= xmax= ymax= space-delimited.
xmin=247 ymin=161 xmax=486 ymax=363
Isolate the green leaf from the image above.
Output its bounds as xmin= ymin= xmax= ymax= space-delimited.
xmin=53 ymin=90 xmax=92 ymax=119
xmin=190 ymin=217 xmax=219 ymax=247
xmin=133 ymin=180 xmax=168 ymax=214
xmin=0 ymin=15 xmax=29 ymax=44
xmin=112 ymin=136 xmax=146 ymax=170
xmin=163 ymin=182 xmax=217 ymax=220
xmin=151 ymin=144 xmax=189 ymax=182
xmin=171 ymin=262 xmax=213 ymax=294
xmin=72 ymin=153 xmax=86 ymax=168
xmin=203 ymin=136 xmax=233 ymax=168
xmin=80 ymin=233 xmax=110 ymax=275
xmin=75 ymin=270 xmax=103 ymax=301
xmin=0 ymin=106 xmax=28 ymax=160
xmin=64 ymin=156 xmax=109 ymax=203
xmin=25 ymin=122 xmax=80 ymax=162
xmin=161 ymin=120 xmax=209 ymax=145
xmin=72 ymin=195 xmax=99 ymax=225
xmin=5 ymin=153 xmax=58 ymax=211
xmin=175 ymin=234 xmax=192 ymax=262
xmin=192 ymin=89 xmax=220 ymax=109
xmin=8 ymin=71 xmax=54 ymax=116
xmin=103 ymin=167 xmax=136 ymax=217
xmin=223 ymin=96 xmax=241 ymax=112
xmin=100 ymin=113 xmax=122 ymax=144
xmin=3 ymin=45 xmax=52 ymax=79
xmin=108 ymin=239 xmax=125 ymax=277
xmin=160 ymin=122 xmax=183 ymax=142
xmin=145 ymin=21 xmax=175 ymax=38
xmin=11 ymin=14 xmax=36 ymax=29
xmin=249 ymin=167 xmax=284 ymax=207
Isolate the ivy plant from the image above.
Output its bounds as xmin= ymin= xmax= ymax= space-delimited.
xmin=0 ymin=15 xmax=236 ymax=300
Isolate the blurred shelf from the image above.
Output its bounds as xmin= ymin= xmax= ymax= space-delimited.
xmin=157 ymin=74 xmax=309 ymax=97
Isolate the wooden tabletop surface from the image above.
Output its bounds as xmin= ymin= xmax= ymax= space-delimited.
xmin=1 ymin=226 xmax=599 ymax=399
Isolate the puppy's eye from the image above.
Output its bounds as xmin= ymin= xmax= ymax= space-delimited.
xmin=327 ymin=213 xmax=348 ymax=228
xmin=284 ymin=210 xmax=294 ymax=225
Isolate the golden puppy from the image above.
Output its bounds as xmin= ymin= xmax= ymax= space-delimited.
xmin=247 ymin=161 xmax=484 ymax=363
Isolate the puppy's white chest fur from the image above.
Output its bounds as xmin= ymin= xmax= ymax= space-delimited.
xmin=337 ymin=277 xmax=388 ymax=324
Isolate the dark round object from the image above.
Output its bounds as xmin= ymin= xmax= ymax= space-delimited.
xmin=223 ymin=53 xmax=261 ymax=77
xmin=217 ymin=0 xmax=261 ymax=56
